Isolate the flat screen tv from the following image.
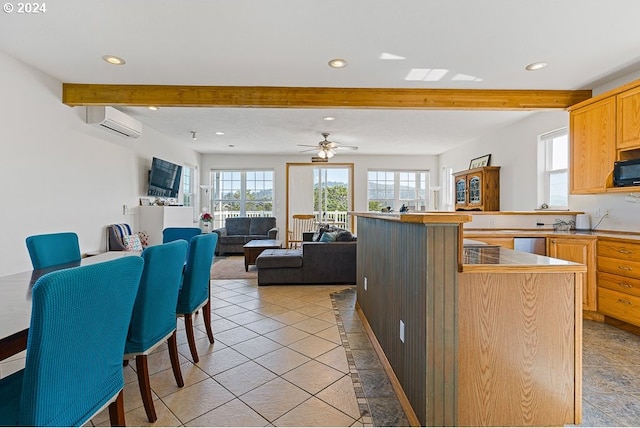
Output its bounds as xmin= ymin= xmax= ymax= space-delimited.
xmin=147 ymin=157 xmax=182 ymax=198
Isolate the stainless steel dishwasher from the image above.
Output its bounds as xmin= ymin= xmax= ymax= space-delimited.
xmin=513 ymin=237 xmax=546 ymax=256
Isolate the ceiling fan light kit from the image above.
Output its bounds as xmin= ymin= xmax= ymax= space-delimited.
xmin=298 ymin=132 xmax=358 ymax=158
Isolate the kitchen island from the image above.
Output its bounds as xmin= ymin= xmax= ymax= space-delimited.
xmin=352 ymin=212 xmax=585 ymax=426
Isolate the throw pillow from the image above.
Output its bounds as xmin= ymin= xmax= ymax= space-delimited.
xmin=137 ymin=231 xmax=149 ymax=248
xmin=319 ymin=231 xmax=338 ymax=242
xmin=123 ymin=234 xmax=143 ymax=252
xmin=336 ymin=230 xmax=354 ymax=242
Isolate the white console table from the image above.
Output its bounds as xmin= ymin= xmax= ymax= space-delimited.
xmin=138 ymin=206 xmax=195 ymax=246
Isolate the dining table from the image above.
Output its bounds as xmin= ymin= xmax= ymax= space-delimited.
xmin=0 ymin=251 xmax=141 ymax=361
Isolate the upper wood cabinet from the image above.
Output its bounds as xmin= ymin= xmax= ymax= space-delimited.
xmin=454 ymin=166 xmax=500 ymax=211
xmin=569 ymin=97 xmax=616 ymax=194
xmin=617 ymin=86 xmax=640 ymax=150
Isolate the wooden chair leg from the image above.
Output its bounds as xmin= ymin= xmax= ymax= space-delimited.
xmin=203 ymin=299 xmax=215 ymax=344
xmin=167 ymin=331 xmax=184 ymax=387
xmin=184 ymin=314 xmax=199 ymax=363
xmin=108 ymin=390 xmax=126 ymax=427
xmin=135 ymin=354 xmax=157 ymax=423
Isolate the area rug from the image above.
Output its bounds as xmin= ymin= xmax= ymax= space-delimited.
xmin=211 ymin=256 xmax=257 ymax=280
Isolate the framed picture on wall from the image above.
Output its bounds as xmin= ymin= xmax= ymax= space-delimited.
xmin=469 ymin=154 xmax=491 ymax=169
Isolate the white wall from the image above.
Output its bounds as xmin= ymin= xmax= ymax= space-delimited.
xmin=0 ymin=50 xmax=200 ymax=276
xmin=200 ymin=153 xmax=439 ymax=234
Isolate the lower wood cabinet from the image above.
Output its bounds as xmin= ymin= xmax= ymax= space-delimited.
xmin=597 ymin=238 xmax=640 ymax=326
xmin=547 ymin=236 xmax=597 ymax=311
xmin=471 ymin=236 xmax=514 ymax=249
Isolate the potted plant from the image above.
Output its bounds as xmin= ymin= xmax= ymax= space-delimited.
xmin=200 ymin=212 xmax=213 ymax=233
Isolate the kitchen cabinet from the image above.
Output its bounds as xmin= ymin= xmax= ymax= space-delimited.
xmin=617 ymin=85 xmax=640 ymax=150
xmin=453 ymin=166 xmax=500 ymax=211
xmin=569 ymin=97 xmax=616 ymax=194
xmin=472 ymin=236 xmax=514 ymax=249
xmin=597 ymin=238 xmax=640 ymax=327
xmin=548 ymin=236 xmax=597 ymax=311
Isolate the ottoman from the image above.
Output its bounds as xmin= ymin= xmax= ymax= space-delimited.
xmin=255 ymin=249 xmax=303 ymax=285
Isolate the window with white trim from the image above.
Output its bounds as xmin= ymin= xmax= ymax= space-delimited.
xmin=540 ymin=128 xmax=569 ymax=208
xmin=210 ymin=170 xmax=274 ymax=228
xmin=367 ymin=170 xmax=430 ymax=211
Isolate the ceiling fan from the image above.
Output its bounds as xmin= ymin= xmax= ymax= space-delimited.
xmin=298 ymin=133 xmax=358 ymax=159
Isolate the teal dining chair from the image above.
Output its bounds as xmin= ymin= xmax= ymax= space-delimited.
xmin=162 ymin=227 xmax=202 ymax=263
xmin=0 ymin=256 xmax=144 ymax=427
xmin=25 ymin=232 xmax=81 ymax=269
xmin=176 ymin=233 xmax=217 ymax=363
xmin=124 ymin=240 xmax=188 ymax=423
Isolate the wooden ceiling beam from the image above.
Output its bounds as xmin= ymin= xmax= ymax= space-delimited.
xmin=62 ymin=83 xmax=592 ymax=110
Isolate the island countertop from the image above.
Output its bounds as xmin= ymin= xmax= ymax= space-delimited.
xmin=462 ymin=245 xmax=587 ymax=273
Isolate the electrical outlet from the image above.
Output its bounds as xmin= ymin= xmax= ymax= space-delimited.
xmin=593 ymin=208 xmax=601 ymax=218
xmin=399 ymin=320 xmax=405 ymax=343
xmin=489 ymin=218 xmax=496 ymax=228
xmin=364 ymin=277 xmax=368 ymax=291
xmin=604 ymin=209 xmax=610 ymax=217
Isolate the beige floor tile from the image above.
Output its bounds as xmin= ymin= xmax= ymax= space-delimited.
xmin=175 ymin=324 xmax=208 ymax=347
xmin=315 ymin=346 xmax=350 ymax=374
xmin=226 ymin=310 xmax=267 ymax=325
xmin=240 ymin=377 xmax=311 ymax=422
xmin=196 ymin=347 xmax=250 ymax=376
xmin=270 ymin=310 xmax=310 ymax=325
xmin=291 ymin=317 xmax=334 ymax=334
xmin=186 ymin=398 xmax=269 ymax=427
xmin=233 ymin=335 xmax=282 ymax=359
xmin=316 ymin=375 xmax=362 ymax=419
xmin=121 ymin=398 xmax=182 ymax=427
xmin=223 ymin=294 xmax=257 ymax=305
xmin=211 ymin=289 xmax=242 ymax=300
xmin=314 ymin=310 xmax=340 ymax=324
xmin=264 ymin=326 xmax=311 ymax=346
xmin=214 ymin=304 xmax=249 ymax=318
xmin=282 ymin=360 xmax=344 ymax=395
xmin=288 ymin=335 xmax=339 ymax=359
xmin=214 ymin=325 xmax=260 ymax=346
xmin=254 ymin=347 xmax=311 ymax=375
xmin=274 ymin=396 xmax=356 ymax=427
xmin=236 ymin=298 xmax=265 ymax=310
xmin=177 ymin=335 xmax=223 ymax=362
xmin=126 ymin=348 xmax=189 ymax=377
xmin=295 ymin=303 xmax=332 ymax=317
xmin=161 ymin=378 xmax=234 ymax=423
xmin=253 ymin=303 xmax=291 ymax=317
xmin=211 ymin=317 xmax=241 ymax=333
xmin=315 ymin=325 xmax=342 ymax=344
xmin=91 ymin=379 xmax=158 ymax=425
xmin=274 ymin=297 xmax=308 ymax=310
xmin=148 ymin=361 xmax=210 ymax=398
xmin=214 ymin=360 xmax=277 ymax=396
xmin=245 ymin=317 xmax=288 ymax=335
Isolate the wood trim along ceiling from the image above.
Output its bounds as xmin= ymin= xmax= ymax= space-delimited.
xmin=62 ymin=84 xmax=592 ymax=110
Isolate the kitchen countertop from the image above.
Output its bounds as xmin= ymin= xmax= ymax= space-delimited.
xmin=464 ymin=229 xmax=640 ymax=242
xmin=461 ymin=243 xmax=587 ymax=272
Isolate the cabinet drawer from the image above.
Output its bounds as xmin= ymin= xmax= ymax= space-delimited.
xmin=598 ymin=287 xmax=640 ymax=326
xmin=597 ymin=256 xmax=640 ymax=280
xmin=598 ymin=240 xmax=640 ymax=262
xmin=598 ymin=271 xmax=640 ymax=298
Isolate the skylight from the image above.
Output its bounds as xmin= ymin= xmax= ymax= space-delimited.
xmin=404 ymin=68 xmax=449 ymax=81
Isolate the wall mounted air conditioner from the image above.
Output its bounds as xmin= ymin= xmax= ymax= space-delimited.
xmin=86 ymin=106 xmax=142 ymax=138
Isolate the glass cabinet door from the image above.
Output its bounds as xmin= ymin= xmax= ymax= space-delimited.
xmin=455 ymin=178 xmax=467 ymax=204
xmin=468 ymin=175 xmax=481 ymax=204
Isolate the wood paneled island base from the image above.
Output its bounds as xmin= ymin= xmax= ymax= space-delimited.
xmin=351 ymin=212 xmax=584 ymax=427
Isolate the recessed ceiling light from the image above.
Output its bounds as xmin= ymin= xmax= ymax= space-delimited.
xmin=215 ymin=131 xmax=225 ymax=135
xmin=102 ymin=55 xmax=126 ymax=65
xmin=525 ymin=62 xmax=548 ymax=71
xmin=328 ymin=58 xmax=347 ymax=68
xmin=323 ymin=116 xmax=336 ymax=121
xmin=148 ymin=106 xmax=158 ymax=111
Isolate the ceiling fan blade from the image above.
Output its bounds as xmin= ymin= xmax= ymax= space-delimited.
xmin=338 ymin=145 xmax=359 ymax=150
xmin=298 ymin=144 xmax=320 ymax=148
xmin=299 ymin=148 xmax=319 ymax=153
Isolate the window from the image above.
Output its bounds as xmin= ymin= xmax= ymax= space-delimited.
xmin=210 ymin=170 xmax=274 ymax=228
xmin=368 ymin=170 xmax=430 ymax=211
xmin=539 ymin=128 xmax=568 ymax=208
xmin=181 ymin=164 xmax=196 ymax=208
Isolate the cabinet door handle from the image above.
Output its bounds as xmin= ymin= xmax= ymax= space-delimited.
xmin=617 ymin=298 xmax=633 ymax=305
xmin=618 ymin=265 xmax=633 ymax=271
xmin=618 ymin=248 xmax=633 ymax=255
xmin=619 ymin=282 xmax=633 ymax=288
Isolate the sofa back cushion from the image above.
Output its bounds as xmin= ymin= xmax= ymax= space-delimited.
xmin=249 ymin=217 xmax=276 ymax=235
xmin=225 ymin=217 xmax=251 ymax=235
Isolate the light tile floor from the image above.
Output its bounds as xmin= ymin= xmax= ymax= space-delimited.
xmin=6 ymin=273 xmax=639 ymax=426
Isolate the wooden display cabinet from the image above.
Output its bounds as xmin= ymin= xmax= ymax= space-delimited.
xmin=454 ymin=166 xmax=500 ymax=211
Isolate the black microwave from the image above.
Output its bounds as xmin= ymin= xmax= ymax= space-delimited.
xmin=614 ymin=158 xmax=640 ymax=187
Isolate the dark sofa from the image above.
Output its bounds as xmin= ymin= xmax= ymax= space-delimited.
xmin=212 ymin=217 xmax=278 ymax=255
xmin=255 ymin=241 xmax=356 ymax=285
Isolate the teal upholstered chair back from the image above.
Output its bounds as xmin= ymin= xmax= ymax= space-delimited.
xmin=176 ymin=233 xmax=217 ymax=314
xmin=25 ymin=232 xmax=81 ymax=269
xmin=125 ymin=240 xmax=188 ymax=354
xmin=162 ymin=227 xmax=202 ymax=262
xmin=16 ymin=256 xmax=143 ymax=426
